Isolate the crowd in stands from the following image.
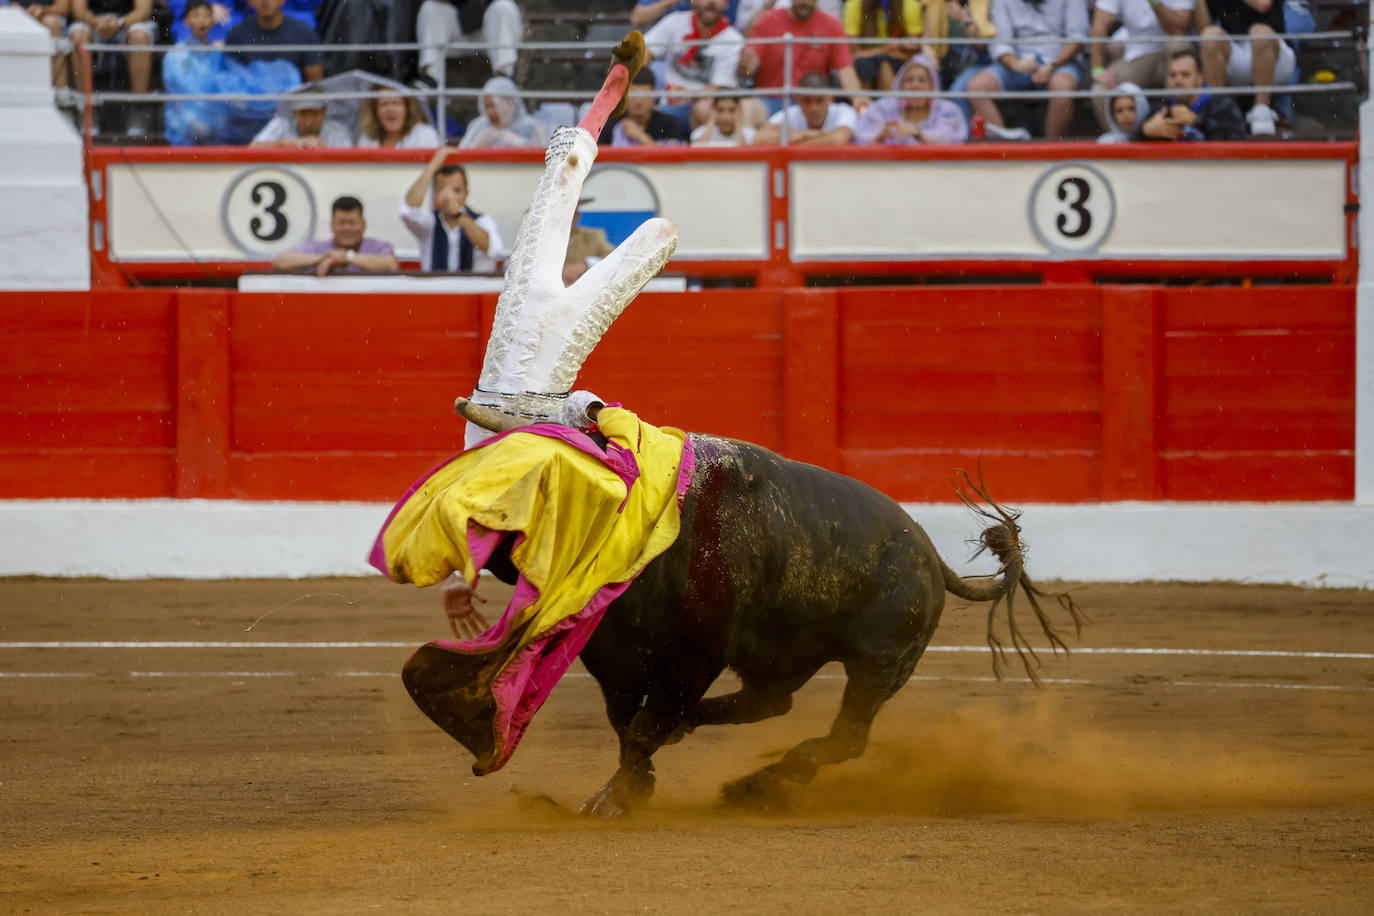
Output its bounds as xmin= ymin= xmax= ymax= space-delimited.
xmin=12 ymin=0 xmax=1348 ymax=143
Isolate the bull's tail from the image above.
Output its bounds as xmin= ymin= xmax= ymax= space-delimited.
xmin=937 ymin=468 xmax=1087 ymax=684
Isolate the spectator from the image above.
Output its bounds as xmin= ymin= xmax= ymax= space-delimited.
xmin=316 ymin=0 xmax=391 ymax=76
xmin=69 ymin=0 xmax=155 ymax=135
xmin=691 ymin=95 xmax=757 ymax=144
xmin=644 ymin=0 xmax=746 ymax=131
xmin=843 ymin=0 xmax=947 ymax=91
xmin=1096 ymin=80 xmax=1147 ymax=141
xmin=400 ymin=147 xmax=507 ymax=273
xmin=271 ymin=196 xmax=399 ymax=276
xmin=413 ymin=0 xmax=523 ymax=88
xmin=1089 ymin=0 xmax=1193 ymax=133
xmin=226 ymin=0 xmax=323 ymax=83
xmin=358 ymin=89 xmax=440 ymax=148
xmin=957 ymin=0 xmax=1089 ymax=140
xmin=251 ymin=87 xmax=353 ymax=146
xmin=735 ymin=0 xmax=843 ymax=35
xmin=753 ymin=71 xmax=856 ymax=143
xmin=16 ymin=1 xmax=70 ymax=89
xmin=738 ymin=0 xmax=868 ymax=116
xmin=459 ymin=76 xmax=549 ymax=148
xmin=853 ymin=53 xmax=967 ymax=143
xmin=563 ymin=199 xmax=615 ymax=285
xmin=1135 ymin=48 xmax=1246 ymax=140
xmin=1196 ymin=0 xmax=1294 ymax=136
xmin=167 ymin=0 xmax=238 ymax=46
xmin=632 ymin=0 xmax=744 ymax=30
xmin=598 ymin=67 xmax=693 ymax=146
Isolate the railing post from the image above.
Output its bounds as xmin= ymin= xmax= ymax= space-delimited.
xmin=1100 ymin=286 xmax=1160 ymax=500
xmin=782 ymin=288 xmax=839 ymax=470
xmin=175 ymin=289 xmax=232 ymax=498
xmin=436 ymin=41 xmax=448 ymax=145
xmin=781 ymin=35 xmax=792 ymax=145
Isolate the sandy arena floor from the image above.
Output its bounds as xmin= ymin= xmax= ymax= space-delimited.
xmin=1 ymin=576 xmax=1371 ymax=913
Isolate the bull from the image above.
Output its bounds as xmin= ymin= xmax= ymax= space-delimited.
xmin=416 ymin=406 xmax=1082 ymax=817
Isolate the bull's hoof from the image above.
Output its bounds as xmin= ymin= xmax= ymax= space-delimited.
xmin=579 ymin=768 xmax=656 ymax=818
xmin=579 ymin=785 xmax=631 ymax=818
xmin=719 ymin=766 xmax=805 ymax=813
xmin=661 ymin=721 xmax=694 ymax=746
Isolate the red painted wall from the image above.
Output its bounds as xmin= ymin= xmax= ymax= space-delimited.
xmin=0 ymin=286 xmax=1354 ymax=503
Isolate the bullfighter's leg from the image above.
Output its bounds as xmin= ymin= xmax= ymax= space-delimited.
xmin=720 ymin=660 xmax=913 ymax=811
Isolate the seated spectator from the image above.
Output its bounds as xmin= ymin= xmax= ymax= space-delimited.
xmin=1096 ymin=81 xmax=1148 ymax=142
xmin=598 ymin=68 xmax=692 ymax=146
xmin=1089 ymin=0 xmax=1192 ymax=134
xmin=459 ymin=76 xmax=550 ymax=148
xmin=400 ymin=147 xmax=507 ymax=273
xmin=414 ymin=0 xmax=522 ymax=88
xmin=735 ymin=0 xmax=843 ymax=35
xmin=16 ymin=1 xmax=70 ymax=89
xmin=1135 ymin=48 xmax=1246 ymax=140
xmin=753 ymin=71 xmax=856 ymax=143
xmin=956 ymin=0 xmax=1089 ymax=140
xmin=69 ymin=0 xmax=156 ymax=135
xmin=644 ymin=0 xmax=746 ymax=131
xmin=226 ymin=0 xmax=323 ymax=83
xmin=358 ymin=89 xmax=440 ymax=148
xmin=563 ymin=199 xmax=615 ymax=285
xmin=738 ymin=0 xmax=867 ymax=116
xmin=167 ymin=0 xmax=239 ymax=46
xmin=316 ymin=0 xmax=392 ymax=76
xmin=1197 ymin=0 xmax=1294 ymax=136
xmin=251 ymin=87 xmax=353 ymax=146
xmin=854 ymin=54 xmax=967 ymax=143
xmin=271 ymin=196 xmax=399 ymax=276
xmin=691 ymin=95 xmax=757 ymax=145
xmin=633 ymin=0 xmax=743 ymax=30
xmin=163 ymin=0 xmax=303 ymax=145
xmin=843 ymin=0 xmax=947 ymax=91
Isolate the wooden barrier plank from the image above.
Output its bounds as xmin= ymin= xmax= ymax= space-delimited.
xmin=175 ymin=290 xmax=231 ymax=498
xmin=841 ymin=448 xmax=1101 ymax=503
xmin=0 ymin=450 xmax=173 ymax=498
xmin=1160 ymin=452 xmax=1353 ymax=500
xmin=783 ymin=289 xmax=838 ymax=469
xmin=842 ymin=410 xmax=1101 ymax=451
xmin=1164 ymin=332 xmax=1355 ymax=375
xmin=1101 ymin=287 xmax=1159 ymax=501
xmin=1161 ymin=409 xmax=1354 ymax=451
xmin=0 ymin=411 xmax=172 ymax=449
xmin=1163 ymin=289 xmax=1354 ymax=330
xmin=843 ymin=371 xmax=1102 ymax=413
xmin=843 ymin=327 xmax=1102 ymax=373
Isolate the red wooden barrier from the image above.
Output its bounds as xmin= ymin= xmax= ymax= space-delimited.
xmin=0 ymin=286 xmax=1354 ymax=503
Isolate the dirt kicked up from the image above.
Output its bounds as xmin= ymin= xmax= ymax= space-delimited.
xmin=1 ymin=577 xmax=1371 ymax=913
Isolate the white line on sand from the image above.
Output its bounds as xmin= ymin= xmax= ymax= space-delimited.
xmin=1 ymin=642 xmax=1371 ymax=660
xmin=0 ymin=670 xmax=1369 ymax=692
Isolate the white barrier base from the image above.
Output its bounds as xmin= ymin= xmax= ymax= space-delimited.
xmin=0 ymin=499 xmax=1372 ymax=587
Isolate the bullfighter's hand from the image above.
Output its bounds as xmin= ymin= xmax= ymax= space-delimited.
xmin=443 ymin=577 xmax=490 ymax=640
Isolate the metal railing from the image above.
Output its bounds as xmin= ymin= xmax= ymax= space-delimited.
xmin=34 ymin=26 xmax=1367 ymax=143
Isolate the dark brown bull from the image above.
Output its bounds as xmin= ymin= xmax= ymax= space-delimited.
xmin=430 ymin=408 xmax=1082 ymax=817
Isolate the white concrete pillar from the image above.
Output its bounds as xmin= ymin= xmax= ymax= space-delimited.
xmin=1358 ymin=13 xmax=1374 ymax=504
xmin=0 ymin=8 xmax=89 ymax=290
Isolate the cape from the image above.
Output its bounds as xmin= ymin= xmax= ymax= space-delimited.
xmin=370 ymin=407 xmax=694 ymax=774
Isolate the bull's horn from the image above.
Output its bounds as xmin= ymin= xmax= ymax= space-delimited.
xmin=455 ymin=397 xmax=525 ymax=433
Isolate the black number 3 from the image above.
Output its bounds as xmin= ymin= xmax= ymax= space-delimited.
xmin=1055 ymin=176 xmax=1092 ymax=239
xmin=249 ymin=181 xmax=288 ymax=241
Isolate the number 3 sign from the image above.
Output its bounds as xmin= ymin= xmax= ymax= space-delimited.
xmin=221 ymin=166 xmax=317 ymax=257
xmin=1028 ymin=162 xmax=1115 ymax=255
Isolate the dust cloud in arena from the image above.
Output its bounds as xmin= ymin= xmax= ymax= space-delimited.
xmin=791 ymin=696 xmax=1374 ymax=818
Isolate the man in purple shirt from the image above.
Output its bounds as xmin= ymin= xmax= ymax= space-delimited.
xmin=271 ymin=196 xmax=399 ymax=276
